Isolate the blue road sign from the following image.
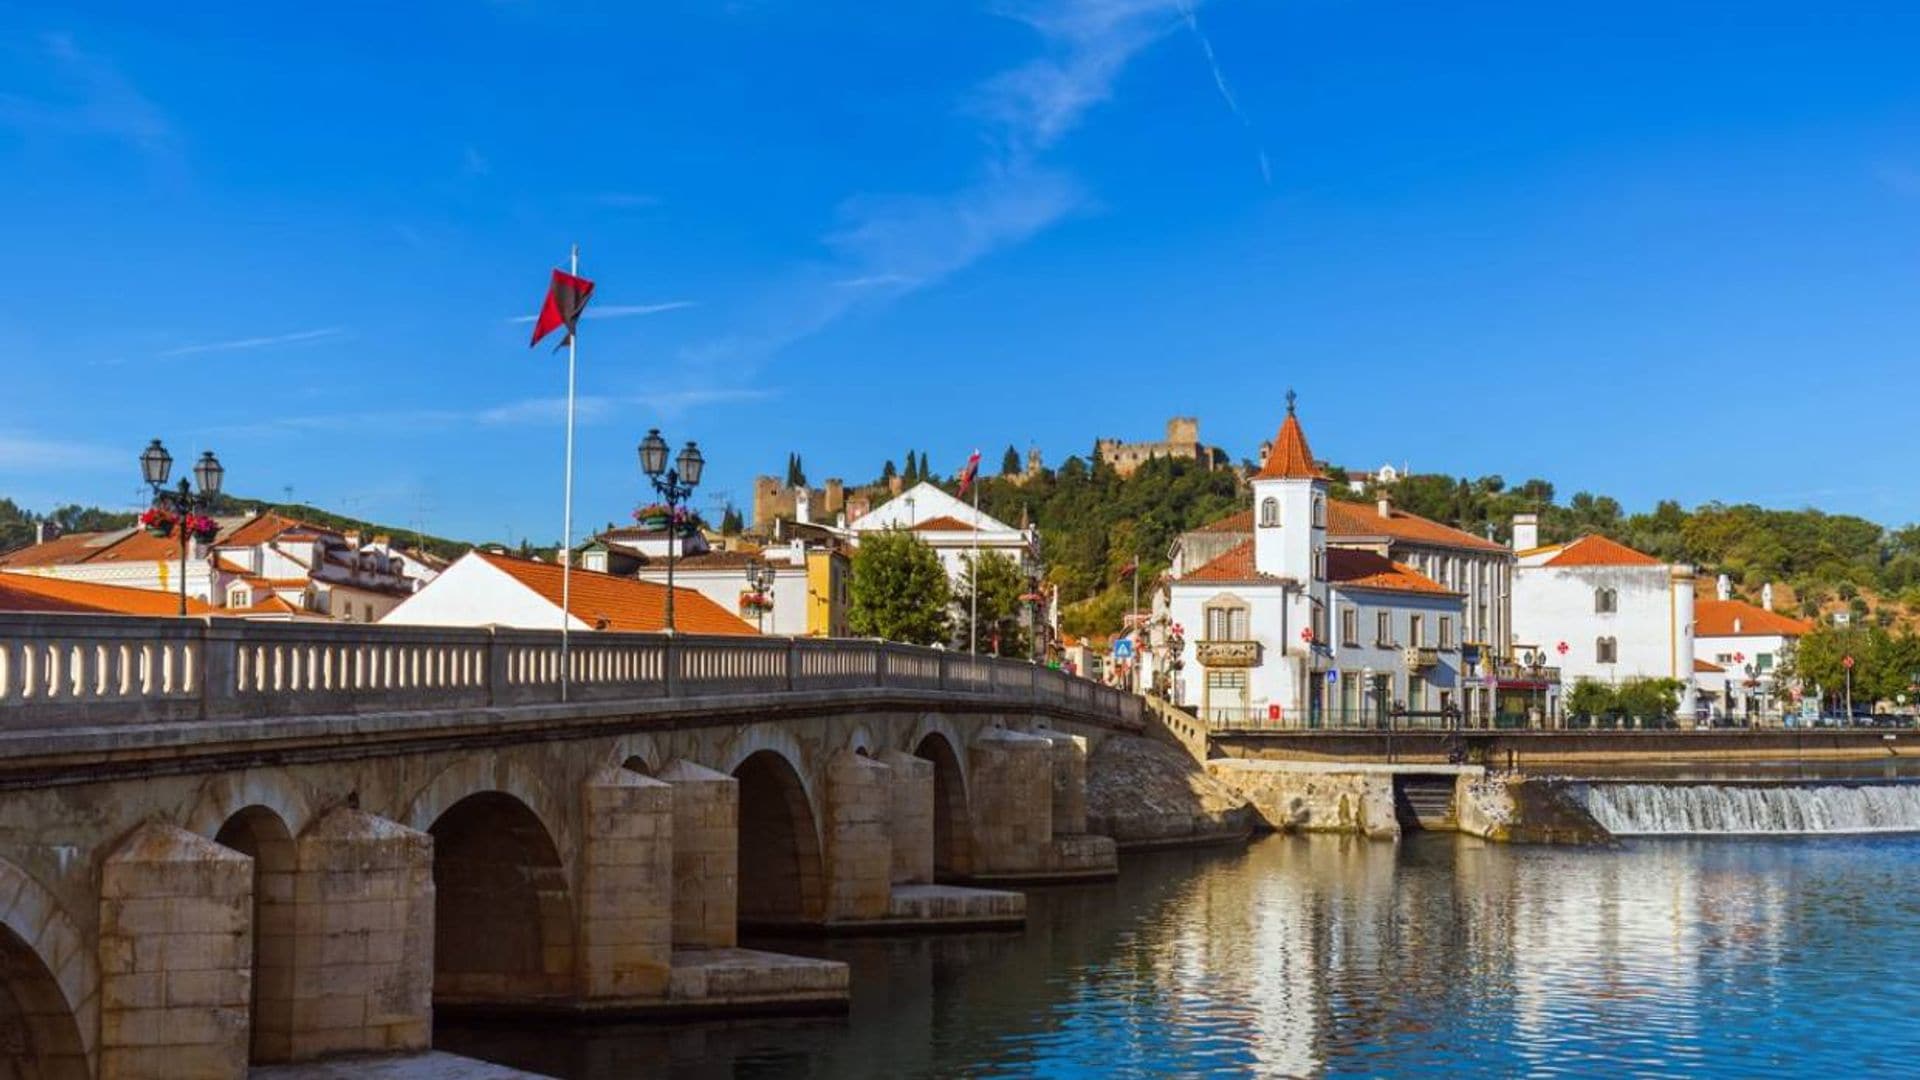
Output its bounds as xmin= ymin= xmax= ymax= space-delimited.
xmin=1112 ymin=638 xmax=1135 ymax=660
xmin=1326 ymin=668 xmax=1339 ymax=684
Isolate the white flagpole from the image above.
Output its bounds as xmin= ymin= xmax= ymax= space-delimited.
xmin=969 ymin=467 xmax=979 ymax=655
xmin=560 ymin=243 xmax=579 ymax=703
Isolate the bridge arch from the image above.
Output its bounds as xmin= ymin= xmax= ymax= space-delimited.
xmin=732 ymin=749 xmax=826 ymax=928
xmin=424 ymin=791 xmax=576 ymax=1002
xmin=605 ymin=733 xmax=662 ymax=777
xmin=0 ymin=859 xmax=89 ymax=1079
xmin=912 ymin=729 xmax=976 ymax=879
xmin=212 ymin=805 xmax=297 ymax=1064
xmin=185 ymin=769 xmax=314 ymax=841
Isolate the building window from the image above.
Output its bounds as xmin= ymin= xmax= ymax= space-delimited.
xmin=1312 ymin=494 xmax=1326 ymax=527
xmin=1313 ymin=604 xmax=1328 ymax=644
xmin=1312 ymin=547 xmax=1326 ymax=580
xmin=1341 ymin=606 xmax=1359 ymax=646
xmin=1376 ymin=611 xmax=1393 ymax=647
xmin=1757 ymin=653 xmax=1774 ymax=671
xmin=1597 ymin=636 xmax=1618 ymax=663
xmin=1259 ymin=497 xmax=1280 ymax=528
xmin=226 ymin=585 xmax=249 ymax=608
xmin=1439 ymin=616 xmax=1454 ymax=649
xmin=1594 ymin=587 xmax=1617 ymax=613
xmin=1409 ymin=676 xmax=1426 ymax=712
xmin=1409 ymin=615 xmax=1424 ymax=647
xmin=1205 ymin=605 xmax=1249 ymax=641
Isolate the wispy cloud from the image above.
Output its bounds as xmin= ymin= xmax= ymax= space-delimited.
xmin=158 ymin=327 xmax=347 ymax=357
xmin=205 ymin=387 xmax=773 ymax=439
xmin=833 ymin=273 xmax=923 ymax=289
xmin=0 ymin=33 xmax=176 ymax=155
xmin=1175 ymin=0 xmax=1270 ymax=184
xmin=506 ymin=301 xmax=697 ymax=325
xmin=0 ymin=433 xmax=121 ymax=472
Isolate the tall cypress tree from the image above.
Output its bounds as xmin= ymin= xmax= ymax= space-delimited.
xmin=903 ymin=450 xmax=918 ymax=484
xmin=1001 ymin=445 xmax=1021 ymax=476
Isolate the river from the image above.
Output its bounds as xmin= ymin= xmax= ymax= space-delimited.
xmin=438 ymin=827 xmax=1920 ymax=1077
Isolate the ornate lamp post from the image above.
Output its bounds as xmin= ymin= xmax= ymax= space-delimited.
xmin=744 ymin=560 xmax=776 ymax=634
xmin=139 ymin=439 xmax=224 ymax=616
xmin=638 ymin=429 xmax=703 ymax=632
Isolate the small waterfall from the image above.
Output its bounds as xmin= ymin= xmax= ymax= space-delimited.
xmin=1573 ymin=782 xmax=1920 ymax=835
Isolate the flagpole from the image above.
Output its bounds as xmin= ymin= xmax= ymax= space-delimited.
xmin=970 ymin=476 xmax=979 ymax=656
xmin=560 ymin=243 xmax=578 ymax=703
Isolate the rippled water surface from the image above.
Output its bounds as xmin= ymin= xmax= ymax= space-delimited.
xmin=439 ymin=833 xmax=1920 ymax=1077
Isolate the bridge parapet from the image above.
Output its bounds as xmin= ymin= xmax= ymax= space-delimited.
xmin=0 ymin=614 xmax=1142 ymax=732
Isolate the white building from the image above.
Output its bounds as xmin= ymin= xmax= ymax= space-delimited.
xmin=381 ymin=550 xmax=754 ymax=634
xmin=843 ymin=481 xmax=1039 ymax=583
xmin=579 ymin=527 xmax=850 ymax=637
xmin=1164 ymin=398 xmax=1467 ymax=726
xmin=1511 ymin=520 xmax=1699 ymax=719
xmin=0 ymin=511 xmax=422 ymax=621
xmin=1694 ymin=580 xmax=1811 ymax=723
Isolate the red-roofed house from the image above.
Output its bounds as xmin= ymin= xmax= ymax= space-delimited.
xmin=381 ymin=550 xmax=756 ymax=635
xmin=1694 ymin=584 xmax=1813 ymax=722
xmin=1163 ymin=396 xmax=1470 ymax=727
xmin=1512 ymin=515 xmax=1700 ymax=720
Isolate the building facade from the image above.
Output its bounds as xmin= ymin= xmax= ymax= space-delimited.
xmin=1511 ymin=524 xmax=1699 ymax=719
xmin=1694 ymin=582 xmax=1811 ymax=723
xmin=382 ymin=550 xmax=754 ymax=634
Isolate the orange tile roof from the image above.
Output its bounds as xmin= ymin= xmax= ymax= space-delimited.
xmin=477 ymin=551 xmax=756 ymax=635
xmin=1541 ymin=535 xmax=1661 ymax=568
xmin=910 ymin=516 xmax=976 ymax=532
xmin=1180 ymin=542 xmax=1284 ymax=584
xmin=84 ymin=529 xmax=194 ymax=563
xmin=0 ymin=529 xmax=136 ymax=567
xmin=0 ymin=572 xmax=213 ymax=615
xmin=233 ymin=594 xmax=303 ymax=615
xmin=1695 ymin=598 xmax=1812 ymax=638
xmin=1695 ymin=658 xmax=1725 ymax=673
xmin=1253 ymin=405 xmax=1325 ymax=480
xmin=1192 ymin=509 xmax=1253 ymax=534
xmin=1327 ymin=549 xmax=1453 ymax=594
xmin=1326 ymin=500 xmax=1507 ymax=553
xmin=220 ymin=512 xmax=318 ymax=548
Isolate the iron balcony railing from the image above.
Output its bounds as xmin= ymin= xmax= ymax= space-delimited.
xmin=0 ymin=614 xmax=1145 ymax=731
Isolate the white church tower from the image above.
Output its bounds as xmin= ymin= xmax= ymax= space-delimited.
xmin=1250 ymin=390 xmax=1330 ymax=712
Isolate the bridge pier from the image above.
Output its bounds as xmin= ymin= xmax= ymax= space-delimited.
xmin=657 ymin=760 xmax=737 ymax=950
xmin=577 ymin=768 xmax=674 ymax=1001
xmin=965 ymin=728 xmax=1117 ymax=884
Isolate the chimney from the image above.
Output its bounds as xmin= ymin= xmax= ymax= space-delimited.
xmin=1511 ymin=513 xmax=1539 ymax=552
xmin=344 ymin=529 xmax=362 ymax=549
xmin=33 ymin=521 xmax=46 ymax=545
xmin=1762 ymin=582 xmax=1774 ymax=611
xmin=1377 ymin=493 xmax=1393 ymax=519
xmin=1716 ymin=573 xmax=1731 ymax=602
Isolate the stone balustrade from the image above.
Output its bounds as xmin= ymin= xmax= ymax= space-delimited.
xmin=0 ymin=614 xmax=1143 ymax=732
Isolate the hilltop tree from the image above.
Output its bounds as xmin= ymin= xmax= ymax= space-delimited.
xmin=882 ymin=459 xmax=897 ymax=482
xmin=902 ymin=449 xmax=919 ymax=484
xmin=1001 ymin=445 xmax=1021 ymax=476
xmin=719 ymin=505 xmax=744 ymax=535
xmin=847 ymin=530 xmax=952 ymax=646
xmin=917 ymin=451 xmax=930 ymax=483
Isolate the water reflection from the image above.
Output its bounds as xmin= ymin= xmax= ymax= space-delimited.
xmin=439 ymin=834 xmax=1920 ymax=1077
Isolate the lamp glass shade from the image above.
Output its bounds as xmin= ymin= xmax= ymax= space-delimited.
xmin=193 ymin=451 xmax=224 ymax=496
xmin=638 ymin=429 xmax=668 ymax=477
xmin=676 ymin=442 xmax=704 ymax=487
xmin=140 ymin=439 xmax=172 ymax=487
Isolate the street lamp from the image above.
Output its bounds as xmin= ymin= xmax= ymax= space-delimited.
xmin=638 ymin=429 xmax=703 ymax=632
xmin=744 ymin=561 xmax=776 ymax=634
xmin=139 ymin=439 xmax=224 ymax=616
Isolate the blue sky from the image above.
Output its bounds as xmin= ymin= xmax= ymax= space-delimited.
xmin=3 ymin=1 xmax=1920 ymax=542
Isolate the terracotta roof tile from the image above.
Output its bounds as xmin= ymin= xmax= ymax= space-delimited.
xmin=0 ymin=529 xmax=136 ymax=567
xmin=1179 ymin=542 xmax=1284 ymax=584
xmin=1695 ymin=598 xmax=1812 ymax=638
xmin=1326 ymin=500 xmax=1507 ymax=553
xmin=1253 ymin=409 xmax=1325 ymax=480
xmin=1541 ymin=535 xmax=1661 ymax=568
xmin=1192 ymin=510 xmax=1253 ymax=534
xmin=910 ymin=516 xmax=976 ymax=532
xmin=0 ymin=572 xmax=213 ymax=615
xmin=478 ymin=552 xmax=756 ymax=635
xmin=221 ymin=513 xmax=318 ymax=548
xmin=1695 ymin=658 xmax=1725 ymax=673
xmin=1327 ymin=549 xmax=1453 ymax=594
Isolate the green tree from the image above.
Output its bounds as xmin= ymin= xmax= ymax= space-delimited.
xmin=1566 ymin=679 xmax=1615 ymax=719
xmin=1614 ymin=678 xmax=1684 ymax=719
xmin=917 ymin=451 xmax=930 ymax=483
xmin=847 ymin=530 xmax=952 ymax=646
xmin=881 ymin=459 xmax=897 ymax=483
xmin=719 ymin=505 xmax=744 ymax=536
xmin=902 ymin=450 xmax=918 ymax=484
xmin=1001 ymin=445 xmax=1021 ymax=476
xmin=955 ymin=551 xmax=1030 ymax=657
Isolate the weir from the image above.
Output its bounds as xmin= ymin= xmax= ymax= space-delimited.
xmin=1572 ymin=780 xmax=1920 ymax=835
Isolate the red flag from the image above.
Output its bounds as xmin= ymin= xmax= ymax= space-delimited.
xmin=957 ymin=449 xmax=982 ymax=496
xmin=530 ymin=268 xmax=596 ymax=349
xmin=1119 ymin=555 xmax=1140 ymax=578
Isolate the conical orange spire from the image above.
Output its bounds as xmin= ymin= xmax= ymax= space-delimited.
xmin=1255 ymin=389 xmax=1324 ymax=480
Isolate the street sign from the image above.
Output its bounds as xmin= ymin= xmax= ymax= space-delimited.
xmin=1112 ymin=638 xmax=1135 ymax=660
xmin=1326 ymin=669 xmax=1339 ymax=684
xmin=1843 ymin=655 xmax=1855 ymax=670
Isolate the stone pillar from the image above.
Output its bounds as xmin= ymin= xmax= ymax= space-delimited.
xmin=98 ymin=823 xmax=252 ymax=1080
xmin=657 ymin=760 xmax=737 ymax=949
xmin=288 ymin=808 xmax=433 ymax=1060
xmin=967 ymin=728 xmax=1055 ymax=877
xmin=1044 ymin=732 xmax=1089 ymax=836
xmin=877 ymin=750 xmax=933 ymax=886
xmin=576 ymin=766 xmax=674 ymax=1000
xmin=822 ymin=750 xmax=894 ymax=922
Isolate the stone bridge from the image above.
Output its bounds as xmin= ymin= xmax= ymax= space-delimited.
xmin=0 ymin=615 xmax=1144 ymax=1078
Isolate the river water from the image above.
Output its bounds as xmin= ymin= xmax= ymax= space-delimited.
xmin=440 ymin=831 xmax=1920 ymax=1077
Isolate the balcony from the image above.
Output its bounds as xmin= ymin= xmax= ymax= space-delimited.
xmin=1195 ymin=639 xmax=1261 ymax=668
xmin=1402 ymin=646 xmax=1441 ymax=671
xmin=1491 ymin=657 xmax=1561 ymax=686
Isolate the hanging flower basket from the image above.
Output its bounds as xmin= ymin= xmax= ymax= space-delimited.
xmin=633 ymin=503 xmax=701 ymax=534
xmin=139 ymin=507 xmax=178 ymax=537
xmin=739 ymin=591 xmax=773 ymax=616
xmin=184 ymin=513 xmax=220 ymax=542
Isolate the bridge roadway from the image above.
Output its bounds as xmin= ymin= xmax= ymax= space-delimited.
xmin=0 ymin=615 xmax=1145 ymax=1079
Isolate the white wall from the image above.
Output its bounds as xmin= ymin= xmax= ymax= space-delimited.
xmin=1512 ymin=563 xmax=1697 ymax=710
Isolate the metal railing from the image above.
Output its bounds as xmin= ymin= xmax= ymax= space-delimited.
xmin=0 ymin=614 xmax=1144 ymax=731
